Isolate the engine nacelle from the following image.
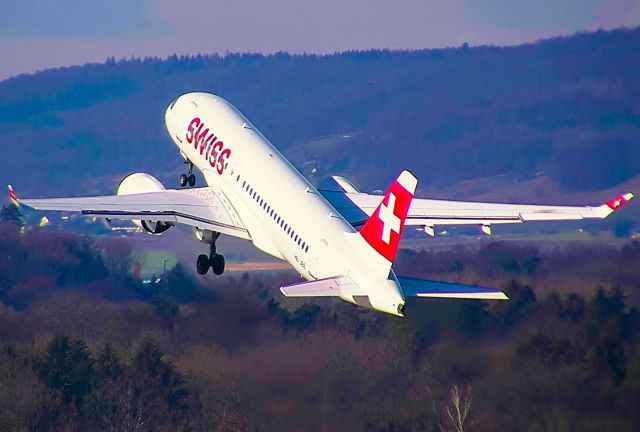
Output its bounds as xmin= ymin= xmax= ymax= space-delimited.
xmin=116 ymin=173 xmax=173 ymax=235
xmin=140 ymin=220 xmax=173 ymax=235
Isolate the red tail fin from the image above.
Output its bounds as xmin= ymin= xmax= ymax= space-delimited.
xmin=359 ymin=171 xmax=417 ymax=263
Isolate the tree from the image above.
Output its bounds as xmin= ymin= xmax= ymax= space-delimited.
xmin=123 ymin=337 xmax=191 ymax=431
xmin=86 ymin=343 xmax=129 ymax=431
xmin=85 ymin=338 xmax=192 ymax=431
xmin=100 ymin=238 xmax=134 ymax=279
xmin=37 ymin=336 xmax=95 ymax=411
xmin=94 ymin=343 xmax=124 ymax=382
xmin=0 ymin=204 xmax=22 ymax=226
xmin=156 ymin=263 xmax=201 ymax=303
xmin=445 ymin=384 xmax=475 ymax=432
xmin=0 ymin=348 xmax=60 ymax=432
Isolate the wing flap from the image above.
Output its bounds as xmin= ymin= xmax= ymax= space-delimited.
xmin=280 ymin=276 xmax=366 ymax=297
xmin=398 ymin=276 xmax=508 ymax=300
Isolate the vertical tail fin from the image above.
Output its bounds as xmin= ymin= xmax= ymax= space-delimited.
xmin=357 ymin=171 xmax=417 ymax=272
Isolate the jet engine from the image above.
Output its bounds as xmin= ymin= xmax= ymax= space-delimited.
xmin=116 ymin=173 xmax=173 ymax=235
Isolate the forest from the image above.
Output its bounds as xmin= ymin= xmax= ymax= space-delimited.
xmin=1 ymin=208 xmax=639 ymax=431
xmin=0 ymin=27 xmax=639 ymax=198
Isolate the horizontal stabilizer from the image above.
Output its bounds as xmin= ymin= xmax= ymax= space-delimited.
xmin=280 ymin=276 xmax=366 ymax=297
xmin=398 ymin=277 xmax=508 ymax=300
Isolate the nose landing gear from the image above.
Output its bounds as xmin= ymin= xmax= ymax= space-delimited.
xmin=180 ymin=161 xmax=196 ymax=187
xmin=196 ymin=237 xmax=225 ymax=276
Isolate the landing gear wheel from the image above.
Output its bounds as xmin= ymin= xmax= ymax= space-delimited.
xmin=196 ymin=254 xmax=210 ymax=275
xmin=180 ymin=173 xmax=188 ymax=187
xmin=188 ymin=173 xmax=196 ymax=187
xmin=211 ymin=254 xmax=225 ymax=275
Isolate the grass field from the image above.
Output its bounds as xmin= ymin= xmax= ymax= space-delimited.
xmin=138 ymin=250 xmax=178 ymax=276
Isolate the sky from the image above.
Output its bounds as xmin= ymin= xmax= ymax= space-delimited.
xmin=0 ymin=0 xmax=639 ymax=81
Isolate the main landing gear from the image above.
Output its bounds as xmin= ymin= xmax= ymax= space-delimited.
xmin=180 ymin=161 xmax=196 ymax=187
xmin=196 ymin=239 xmax=225 ymax=276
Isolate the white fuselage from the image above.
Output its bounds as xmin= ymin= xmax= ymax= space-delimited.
xmin=164 ymin=92 xmax=405 ymax=316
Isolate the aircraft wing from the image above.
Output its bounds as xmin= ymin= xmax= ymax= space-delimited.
xmin=17 ymin=187 xmax=251 ymax=240
xmin=319 ymin=177 xmax=633 ymax=232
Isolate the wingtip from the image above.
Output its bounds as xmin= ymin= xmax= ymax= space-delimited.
xmin=7 ymin=184 xmax=19 ymax=206
xmin=605 ymin=193 xmax=634 ymax=211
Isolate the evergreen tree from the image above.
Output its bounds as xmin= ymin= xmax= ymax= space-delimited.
xmin=37 ymin=336 xmax=95 ymax=411
xmin=0 ymin=204 xmax=22 ymax=226
xmin=126 ymin=337 xmax=190 ymax=430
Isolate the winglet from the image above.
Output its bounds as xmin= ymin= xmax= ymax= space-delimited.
xmin=604 ymin=192 xmax=634 ymax=212
xmin=7 ymin=185 xmax=19 ymax=207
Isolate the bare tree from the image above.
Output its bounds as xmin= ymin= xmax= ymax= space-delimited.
xmin=446 ymin=384 xmax=475 ymax=432
xmin=424 ymin=375 xmax=446 ymax=432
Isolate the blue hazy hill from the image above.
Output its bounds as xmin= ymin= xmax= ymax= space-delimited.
xmin=0 ymin=27 xmax=638 ymax=196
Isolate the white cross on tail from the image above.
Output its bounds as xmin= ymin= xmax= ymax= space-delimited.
xmin=378 ymin=192 xmax=401 ymax=244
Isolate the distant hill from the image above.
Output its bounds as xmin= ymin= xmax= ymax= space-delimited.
xmin=0 ymin=27 xmax=639 ymax=198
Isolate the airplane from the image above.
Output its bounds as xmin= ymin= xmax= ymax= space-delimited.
xmin=12 ymin=92 xmax=634 ymax=316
